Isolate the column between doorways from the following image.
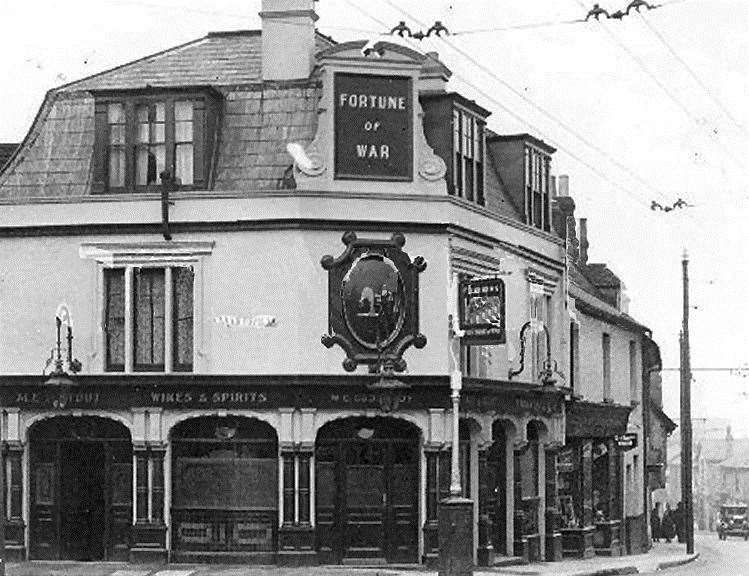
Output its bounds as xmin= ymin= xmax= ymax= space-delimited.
xmin=131 ymin=443 xmax=167 ymax=562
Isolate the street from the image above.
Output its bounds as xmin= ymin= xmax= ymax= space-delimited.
xmin=642 ymin=532 xmax=749 ymax=576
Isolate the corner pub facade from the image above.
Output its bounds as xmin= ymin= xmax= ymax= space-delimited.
xmin=0 ymin=0 xmax=650 ymax=566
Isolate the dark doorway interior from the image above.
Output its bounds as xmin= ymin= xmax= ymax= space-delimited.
xmin=60 ymin=442 xmax=106 ymax=560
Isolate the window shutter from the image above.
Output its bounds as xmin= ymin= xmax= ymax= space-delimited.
xmin=193 ymin=100 xmax=206 ymax=187
xmin=93 ymin=102 xmax=108 ymax=193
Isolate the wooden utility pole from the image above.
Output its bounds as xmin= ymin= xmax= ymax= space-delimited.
xmin=680 ymin=251 xmax=694 ymax=554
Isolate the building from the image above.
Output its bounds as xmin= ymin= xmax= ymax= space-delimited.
xmin=642 ymin=338 xmax=676 ymax=530
xmin=549 ymin=191 xmax=655 ymax=557
xmin=668 ymin=423 xmax=749 ymax=530
xmin=0 ymin=0 xmax=656 ymax=566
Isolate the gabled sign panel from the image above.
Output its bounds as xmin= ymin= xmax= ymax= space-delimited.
xmin=334 ymin=73 xmax=413 ymax=181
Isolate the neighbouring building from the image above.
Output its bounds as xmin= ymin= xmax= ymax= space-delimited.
xmin=550 ymin=189 xmax=655 ymax=557
xmin=668 ymin=423 xmax=749 ymax=530
xmin=0 ymin=0 xmax=657 ymax=566
xmin=642 ymin=338 xmax=676 ymax=532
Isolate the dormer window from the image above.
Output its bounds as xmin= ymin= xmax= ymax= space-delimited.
xmin=452 ymin=107 xmax=485 ymax=204
xmin=93 ymin=89 xmax=219 ymax=193
xmin=420 ymin=92 xmax=490 ymax=207
xmin=488 ymin=134 xmax=555 ymax=233
xmin=524 ymin=144 xmax=551 ymax=231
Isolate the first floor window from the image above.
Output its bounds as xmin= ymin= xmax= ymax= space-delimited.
xmin=104 ymin=266 xmax=194 ymax=372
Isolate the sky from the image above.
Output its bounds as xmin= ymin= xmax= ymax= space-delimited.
xmin=1 ymin=0 xmax=747 ymax=433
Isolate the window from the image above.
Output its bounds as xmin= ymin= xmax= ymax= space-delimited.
xmin=629 ymin=340 xmax=638 ymax=403
xmin=104 ymin=266 xmax=194 ymax=372
xmin=524 ymin=146 xmax=551 ymax=231
xmin=452 ymin=107 xmax=485 ymax=205
xmin=602 ymin=333 xmax=612 ymax=401
xmin=94 ymin=92 xmax=215 ymax=193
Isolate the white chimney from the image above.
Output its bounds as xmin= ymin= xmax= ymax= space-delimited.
xmin=260 ymin=0 xmax=318 ymax=81
xmin=558 ymin=174 xmax=569 ymax=197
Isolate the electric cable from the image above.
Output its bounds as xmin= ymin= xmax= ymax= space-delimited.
xmin=637 ymin=11 xmax=749 ymax=139
xmin=380 ymin=0 xmax=695 ymax=210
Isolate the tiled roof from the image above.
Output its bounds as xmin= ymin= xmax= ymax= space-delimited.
xmin=0 ymin=30 xmax=334 ymax=198
xmin=63 ymin=30 xmax=333 ymax=92
xmin=0 ymin=143 xmax=18 ymax=170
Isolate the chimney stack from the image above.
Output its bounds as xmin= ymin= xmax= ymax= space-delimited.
xmin=579 ymin=218 xmax=589 ymax=264
xmin=260 ymin=0 xmax=318 ymax=81
xmin=419 ymin=51 xmax=452 ymax=93
xmin=558 ymin=174 xmax=569 ymax=197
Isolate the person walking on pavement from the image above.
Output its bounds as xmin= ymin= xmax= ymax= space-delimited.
xmin=662 ymin=504 xmax=676 ymax=542
xmin=675 ymin=501 xmax=685 ymax=543
xmin=651 ymin=505 xmax=661 ymax=542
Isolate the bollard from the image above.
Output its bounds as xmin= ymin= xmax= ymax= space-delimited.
xmin=438 ymin=497 xmax=474 ymax=576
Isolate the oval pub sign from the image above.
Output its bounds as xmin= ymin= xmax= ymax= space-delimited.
xmin=341 ymin=253 xmax=405 ymax=350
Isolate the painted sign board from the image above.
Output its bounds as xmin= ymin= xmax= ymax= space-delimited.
xmin=334 ymin=73 xmax=413 ymax=181
xmin=458 ymin=277 xmax=506 ymax=344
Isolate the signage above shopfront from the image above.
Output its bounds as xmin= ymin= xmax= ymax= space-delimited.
xmin=458 ymin=277 xmax=506 ymax=344
xmin=334 ymin=73 xmax=413 ymax=181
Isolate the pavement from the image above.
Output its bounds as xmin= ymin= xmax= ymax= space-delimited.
xmin=1 ymin=542 xmax=699 ymax=576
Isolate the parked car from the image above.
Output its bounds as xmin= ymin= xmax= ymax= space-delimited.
xmin=717 ymin=503 xmax=749 ymax=540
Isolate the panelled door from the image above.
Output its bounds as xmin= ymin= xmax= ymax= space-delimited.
xmin=315 ymin=417 xmax=419 ymax=564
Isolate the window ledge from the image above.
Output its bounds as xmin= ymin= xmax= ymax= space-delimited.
xmin=80 ymin=241 xmax=215 ymax=265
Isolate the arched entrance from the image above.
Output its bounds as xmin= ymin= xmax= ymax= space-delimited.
xmin=170 ymin=416 xmax=278 ymax=562
xmin=315 ymin=417 xmax=420 ymax=564
xmin=29 ymin=415 xmax=132 ymax=561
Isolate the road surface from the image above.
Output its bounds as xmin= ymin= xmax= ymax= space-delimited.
xmin=644 ymin=532 xmax=749 ymax=575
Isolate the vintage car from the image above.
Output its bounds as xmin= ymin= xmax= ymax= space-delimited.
xmin=717 ymin=503 xmax=749 ymax=540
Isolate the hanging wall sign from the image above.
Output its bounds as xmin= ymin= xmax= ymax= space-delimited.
xmin=615 ymin=433 xmax=639 ymax=450
xmin=321 ymin=231 xmax=426 ymax=372
xmin=334 ymin=73 xmax=413 ymax=181
xmin=458 ymin=277 xmax=506 ymax=344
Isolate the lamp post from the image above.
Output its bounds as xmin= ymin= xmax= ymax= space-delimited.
xmin=438 ymin=274 xmax=473 ymax=576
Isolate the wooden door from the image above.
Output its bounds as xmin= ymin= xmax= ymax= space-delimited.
xmin=343 ymin=440 xmax=387 ymax=561
xmin=30 ymin=442 xmax=58 ymax=559
xmin=385 ymin=439 xmax=418 ymax=562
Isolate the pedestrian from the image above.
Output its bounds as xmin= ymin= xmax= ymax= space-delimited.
xmin=651 ymin=505 xmax=661 ymax=542
xmin=675 ymin=502 xmax=685 ymax=543
xmin=662 ymin=504 xmax=676 ymax=542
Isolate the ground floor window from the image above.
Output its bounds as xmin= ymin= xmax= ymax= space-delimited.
xmin=170 ymin=416 xmax=278 ymax=558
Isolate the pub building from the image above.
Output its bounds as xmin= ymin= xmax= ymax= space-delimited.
xmin=0 ymin=0 xmax=652 ymax=566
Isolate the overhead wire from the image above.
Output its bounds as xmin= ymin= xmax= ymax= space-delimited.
xmin=637 ymin=11 xmax=749 ymax=139
xmin=570 ymin=0 xmax=749 ymax=184
xmin=341 ymin=0 xmax=666 ymax=212
xmin=451 ymin=18 xmax=585 ymax=36
xmin=379 ymin=0 xmax=693 ymax=212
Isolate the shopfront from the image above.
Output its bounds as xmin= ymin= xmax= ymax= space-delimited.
xmin=559 ymin=400 xmax=632 ymax=558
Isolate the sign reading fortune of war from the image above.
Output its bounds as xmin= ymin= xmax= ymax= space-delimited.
xmin=334 ymin=73 xmax=413 ymax=181
xmin=321 ymin=232 xmax=426 ymax=372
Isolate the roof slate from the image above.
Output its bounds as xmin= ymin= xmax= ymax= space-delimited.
xmin=63 ymin=31 xmax=333 ymax=92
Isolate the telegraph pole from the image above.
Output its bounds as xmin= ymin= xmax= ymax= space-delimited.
xmin=680 ymin=251 xmax=694 ymax=554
